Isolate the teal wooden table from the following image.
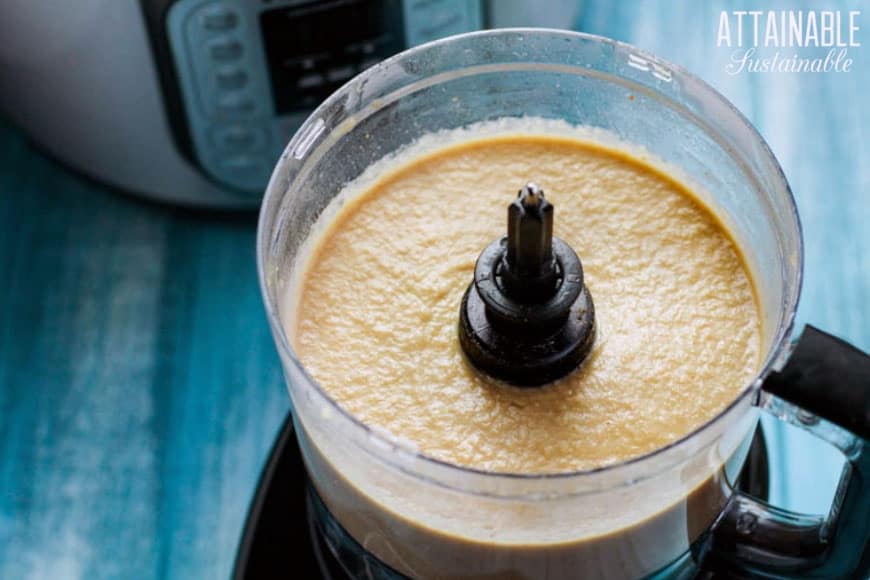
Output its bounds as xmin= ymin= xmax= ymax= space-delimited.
xmin=1 ymin=1 xmax=867 ymax=578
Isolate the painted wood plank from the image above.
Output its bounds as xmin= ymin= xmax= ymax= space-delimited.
xmin=0 ymin=124 xmax=288 ymax=579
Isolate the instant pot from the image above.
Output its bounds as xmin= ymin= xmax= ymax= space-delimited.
xmin=0 ymin=0 xmax=580 ymax=207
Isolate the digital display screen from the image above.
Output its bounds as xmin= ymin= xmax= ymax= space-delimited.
xmin=260 ymin=0 xmax=405 ymax=115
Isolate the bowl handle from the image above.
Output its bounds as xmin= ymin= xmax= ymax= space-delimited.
xmin=698 ymin=325 xmax=870 ymax=578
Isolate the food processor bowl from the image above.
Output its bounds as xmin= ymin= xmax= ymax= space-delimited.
xmin=258 ymin=29 xmax=869 ymax=580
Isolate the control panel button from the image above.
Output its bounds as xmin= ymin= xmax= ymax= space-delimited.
xmin=297 ymin=73 xmax=324 ymax=90
xmin=326 ymin=65 xmax=355 ymax=83
xmin=201 ymin=7 xmax=239 ymax=31
xmin=211 ymin=126 xmax=267 ymax=152
xmin=216 ymin=93 xmax=256 ymax=115
xmin=218 ymin=155 xmax=270 ymax=186
xmin=208 ymin=38 xmax=243 ymax=61
xmin=221 ymin=155 xmax=265 ymax=169
xmin=215 ymin=66 xmax=248 ymax=89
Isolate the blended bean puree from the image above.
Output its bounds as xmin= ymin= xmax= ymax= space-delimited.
xmin=290 ymin=129 xmax=760 ymax=474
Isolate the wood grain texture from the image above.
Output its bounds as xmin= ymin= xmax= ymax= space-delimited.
xmin=0 ymin=1 xmax=867 ymax=578
xmin=0 ymin=127 xmax=289 ymax=579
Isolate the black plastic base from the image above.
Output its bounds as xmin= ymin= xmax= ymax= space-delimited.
xmin=459 ymin=283 xmax=596 ymax=386
xmin=233 ymin=414 xmax=769 ymax=580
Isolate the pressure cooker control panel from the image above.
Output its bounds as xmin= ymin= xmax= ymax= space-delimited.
xmin=162 ymin=0 xmax=482 ymax=194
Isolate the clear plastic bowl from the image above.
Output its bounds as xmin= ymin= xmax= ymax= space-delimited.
xmin=257 ymin=29 xmax=801 ymax=579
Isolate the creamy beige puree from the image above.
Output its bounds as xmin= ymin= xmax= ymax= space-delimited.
xmin=292 ymin=134 xmax=760 ymax=473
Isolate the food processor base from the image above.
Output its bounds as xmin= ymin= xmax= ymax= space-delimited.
xmin=232 ymin=414 xmax=769 ymax=580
